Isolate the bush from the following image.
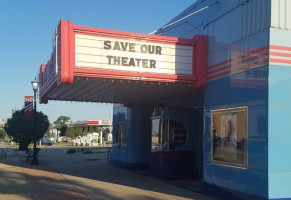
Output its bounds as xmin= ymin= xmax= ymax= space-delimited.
xmin=66 ymin=149 xmax=77 ymax=154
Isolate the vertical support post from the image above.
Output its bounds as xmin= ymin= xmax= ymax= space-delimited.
xmin=100 ymin=127 xmax=103 ymax=146
xmin=31 ymin=90 xmax=38 ymax=165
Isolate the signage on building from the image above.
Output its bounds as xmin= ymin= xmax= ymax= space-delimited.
xmin=24 ymin=96 xmax=34 ymax=118
xmin=75 ymin=34 xmax=193 ymax=75
xmin=100 ymin=119 xmax=110 ymax=126
xmin=38 ymin=20 xmax=207 ymax=104
xmin=73 ymin=119 xmax=112 ymax=127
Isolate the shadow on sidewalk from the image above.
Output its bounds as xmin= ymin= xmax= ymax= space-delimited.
xmin=0 ymin=147 xmax=216 ymax=200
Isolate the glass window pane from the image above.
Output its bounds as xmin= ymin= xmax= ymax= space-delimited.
xmin=151 ymin=119 xmax=160 ymax=151
xmin=115 ymin=124 xmax=125 ymax=149
xmin=168 ymin=120 xmax=188 ymax=150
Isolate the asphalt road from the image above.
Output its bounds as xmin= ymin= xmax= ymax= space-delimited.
xmin=0 ymin=141 xmax=6 ymax=162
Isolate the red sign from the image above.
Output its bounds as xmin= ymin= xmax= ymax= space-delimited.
xmin=24 ymin=96 xmax=34 ymax=118
xmin=87 ymin=120 xmax=99 ymax=125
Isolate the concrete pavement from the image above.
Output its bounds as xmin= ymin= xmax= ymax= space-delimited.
xmin=0 ymin=146 xmax=217 ymax=200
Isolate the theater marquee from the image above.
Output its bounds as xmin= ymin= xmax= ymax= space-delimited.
xmin=39 ymin=20 xmax=207 ymax=104
xmin=75 ymin=34 xmax=193 ymax=75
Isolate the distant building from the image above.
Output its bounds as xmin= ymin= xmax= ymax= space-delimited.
xmin=0 ymin=118 xmax=7 ymax=128
xmin=73 ymin=119 xmax=113 ymax=144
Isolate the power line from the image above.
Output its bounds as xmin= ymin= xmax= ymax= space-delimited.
xmin=149 ymin=1 xmax=217 ymax=35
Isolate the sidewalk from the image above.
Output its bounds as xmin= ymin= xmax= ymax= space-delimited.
xmin=0 ymin=148 xmax=88 ymax=200
xmin=0 ymin=147 xmax=217 ymax=200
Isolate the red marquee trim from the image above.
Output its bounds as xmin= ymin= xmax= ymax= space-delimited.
xmin=192 ymin=35 xmax=207 ymax=89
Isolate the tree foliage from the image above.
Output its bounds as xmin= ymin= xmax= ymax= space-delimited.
xmin=54 ymin=116 xmax=70 ymax=136
xmin=54 ymin=116 xmax=70 ymax=129
xmin=4 ymin=109 xmax=50 ymax=148
xmin=45 ymin=123 xmax=53 ymax=137
xmin=0 ymin=128 xmax=7 ymax=139
xmin=60 ymin=126 xmax=67 ymax=137
xmin=102 ymin=128 xmax=110 ymax=135
xmin=65 ymin=126 xmax=75 ymax=139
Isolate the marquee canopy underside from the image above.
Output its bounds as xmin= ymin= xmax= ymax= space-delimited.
xmin=46 ymin=77 xmax=198 ymax=106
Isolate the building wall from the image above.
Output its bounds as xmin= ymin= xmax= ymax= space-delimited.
xmin=112 ymin=105 xmax=130 ymax=163
xmin=111 ymin=0 xmax=291 ymax=198
xmin=268 ymin=27 xmax=291 ymax=199
xmin=204 ymin=13 xmax=270 ymax=197
xmin=271 ymin=0 xmax=291 ymax=30
xmin=159 ymin=0 xmax=271 ymax=198
xmin=128 ymin=105 xmax=153 ymax=165
xmin=112 ymin=104 xmax=153 ymax=168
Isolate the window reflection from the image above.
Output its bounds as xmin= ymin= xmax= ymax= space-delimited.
xmin=115 ymin=124 xmax=125 ymax=149
xmin=151 ymin=119 xmax=160 ymax=151
xmin=151 ymin=118 xmax=187 ymax=152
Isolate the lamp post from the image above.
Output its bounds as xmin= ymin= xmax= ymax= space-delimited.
xmin=31 ymin=77 xmax=39 ymax=165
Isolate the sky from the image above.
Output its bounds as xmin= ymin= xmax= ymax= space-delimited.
xmin=0 ymin=0 xmax=195 ymax=124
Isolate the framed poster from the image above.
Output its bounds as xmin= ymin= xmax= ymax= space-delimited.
xmin=211 ymin=107 xmax=247 ymax=168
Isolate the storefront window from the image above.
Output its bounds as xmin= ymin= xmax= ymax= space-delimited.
xmin=211 ymin=107 xmax=247 ymax=168
xmin=151 ymin=119 xmax=161 ymax=151
xmin=115 ymin=124 xmax=125 ymax=149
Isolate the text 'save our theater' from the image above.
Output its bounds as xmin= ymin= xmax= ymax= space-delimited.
xmin=37 ymin=1 xmax=291 ymax=199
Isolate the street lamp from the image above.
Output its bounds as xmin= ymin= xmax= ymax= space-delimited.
xmin=30 ymin=77 xmax=39 ymax=165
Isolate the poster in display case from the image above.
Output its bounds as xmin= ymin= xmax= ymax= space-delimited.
xmin=211 ymin=107 xmax=247 ymax=168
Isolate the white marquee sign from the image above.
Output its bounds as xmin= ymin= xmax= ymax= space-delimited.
xmin=75 ymin=34 xmax=193 ymax=75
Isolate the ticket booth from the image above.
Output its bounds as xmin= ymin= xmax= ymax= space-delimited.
xmin=150 ymin=107 xmax=201 ymax=180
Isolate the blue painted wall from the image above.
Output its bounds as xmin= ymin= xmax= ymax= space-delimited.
xmin=112 ymin=104 xmax=153 ymax=167
xmin=112 ymin=105 xmax=130 ymax=163
xmin=268 ymin=28 xmax=291 ymax=199
xmin=204 ymin=70 xmax=269 ymax=198
xmin=159 ymin=0 xmax=271 ymax=198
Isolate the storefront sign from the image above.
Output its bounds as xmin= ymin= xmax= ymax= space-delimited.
xmin=38 ymin=20 xmax=207 ymax=104
xmin=100 ymin=119 xmax=110 ymax=126
xmin=24 ymin=96 xmax=34 ymax=118
xmin=75 ymin=34 xmax=193 ymax=75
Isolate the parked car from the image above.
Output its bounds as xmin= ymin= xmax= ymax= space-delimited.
xmin=41 ymin=136 xmax=53 ymax=146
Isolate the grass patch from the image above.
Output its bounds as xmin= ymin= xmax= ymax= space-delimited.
xmin=53 ymin=142 xmax=73 ymax=146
